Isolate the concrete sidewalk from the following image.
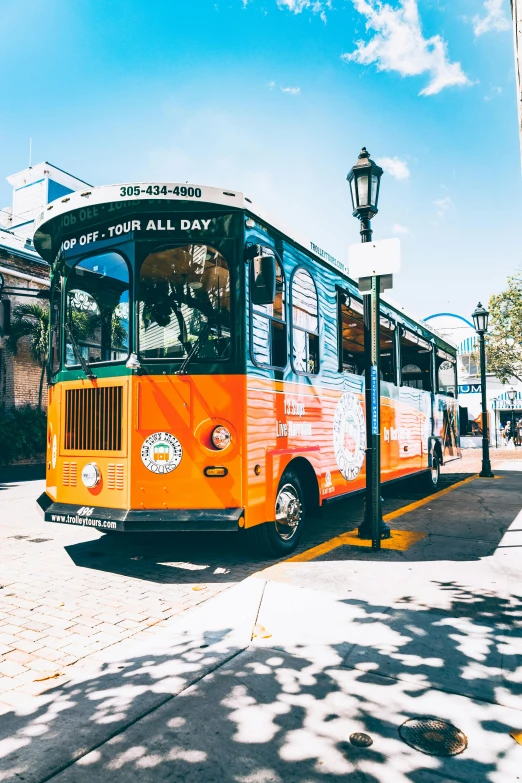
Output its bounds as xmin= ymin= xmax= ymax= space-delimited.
xmin=2 ymin=472 xmax=522 ymax=782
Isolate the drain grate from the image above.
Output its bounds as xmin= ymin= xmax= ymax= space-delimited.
xmin=349 ymin=732 xmax=373 ymax=748
xmin=399 ymin=718 xmax=467 ymax=757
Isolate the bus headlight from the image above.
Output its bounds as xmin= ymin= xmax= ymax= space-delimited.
xmin=82 ymin=462 xmax=101 ymax=488
xmin=211 ymin=426 xmax=231 ymax=450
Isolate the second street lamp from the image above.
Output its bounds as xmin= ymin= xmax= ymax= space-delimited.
xmin=472 ymin=302 xmax=494 ymax=477
xmin=347 ymin=148 xmax=390 ymax=547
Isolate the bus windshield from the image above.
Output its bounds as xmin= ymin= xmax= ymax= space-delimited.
xmin=65 ymin=251 xmax=130 ymax=367
xmin=138 ymin=244 xmax=231 ymax=361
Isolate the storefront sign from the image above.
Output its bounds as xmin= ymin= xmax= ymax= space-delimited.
xmin=459 ymin=384 xmax=481 ymax=394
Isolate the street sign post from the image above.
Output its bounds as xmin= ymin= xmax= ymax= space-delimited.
xmin=348 ymin=238 xmax=401 ymax=549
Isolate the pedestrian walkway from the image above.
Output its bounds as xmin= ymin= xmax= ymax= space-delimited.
xmin=1 ymin=471 xmax=521 ymax=782
xmin=0 ymin=471 xmax=472 ymax=697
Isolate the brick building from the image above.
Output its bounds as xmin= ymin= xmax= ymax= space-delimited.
xmin=0 ymin=163 xmax=90 ymax=411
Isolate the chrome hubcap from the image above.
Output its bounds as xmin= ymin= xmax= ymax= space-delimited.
xmin=275 ymin=483 xmax=302 ymax=541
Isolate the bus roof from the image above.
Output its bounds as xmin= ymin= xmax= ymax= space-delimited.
xmin=33 ymin=181 xmax=456 ymax=352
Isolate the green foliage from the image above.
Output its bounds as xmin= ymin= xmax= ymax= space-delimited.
xmin=6 ymin=303 xmax=50 ymax=410
xmin=111 ymin=311 xmax=128 ymax=351
xmin=0 ymin=406 xmax=47 ymax=465
xmin=7 ymin=303 xmax=49 ymax=363
xmin=486 ymin=272 xmax=522 ymax=383
xmin=69 ymin=305 xmax=128 ymax=352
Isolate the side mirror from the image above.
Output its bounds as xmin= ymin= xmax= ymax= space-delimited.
xmin=251 ymin=254 xmax=276 ymax=306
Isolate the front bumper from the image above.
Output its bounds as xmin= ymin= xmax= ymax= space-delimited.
xmin=36 ymin=493 xmax=243 ymax=533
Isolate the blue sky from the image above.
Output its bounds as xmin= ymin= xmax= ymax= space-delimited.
xmin=1 ymin=0 xmax=520 ymax=322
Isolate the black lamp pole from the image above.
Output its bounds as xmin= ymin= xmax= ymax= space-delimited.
xmin=472 ymin=302 xmax=494 ymax=477
xmin=347 ymin=148 xmax=390 ymax=548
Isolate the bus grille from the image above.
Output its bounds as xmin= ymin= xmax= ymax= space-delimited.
xmin=62 ymin=462 xmax=77 ymax=486
xmin=65 ymin=387 xmax=123 ymax=452
xmin=107 ymin=464 xmax=125 ymax=490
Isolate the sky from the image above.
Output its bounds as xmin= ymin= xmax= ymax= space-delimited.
xmin=1 ymin=0 xmax=520 ymax=325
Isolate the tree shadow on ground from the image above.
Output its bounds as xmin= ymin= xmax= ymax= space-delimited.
xmin=1 ymin=581 xmax=520 ymax=783
xmin=62 ymin=473 xmax=477 ymax=586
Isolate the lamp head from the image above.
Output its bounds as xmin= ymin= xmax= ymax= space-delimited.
xmin=347 ymin=147 xmax=383 ymax=221
xmin=472 ymin=302 xmax=489 ymax=335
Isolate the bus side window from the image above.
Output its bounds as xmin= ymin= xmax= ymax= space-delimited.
xmin=251 ymin=257 xmax=287 ymax=368
xmin=291 ymin=268 xmax=319 ymax=375
xmin=436 ymin=350 xmax=457 ymax=396
xmin=338 ymin=293 xmax=364 ymax=375
xmin=400 ymin=329 xmax=433 ymax=391
xmin=338 ymin=295 xmax=396 ymax=383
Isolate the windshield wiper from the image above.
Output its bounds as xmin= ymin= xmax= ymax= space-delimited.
xmin=177 ymin=319 xmax=213 ymax=375
xmin=64 ymin=323 xmax=96 ymax=380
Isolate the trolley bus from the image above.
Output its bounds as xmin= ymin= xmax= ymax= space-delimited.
xmin=35 ymin=183 xmax=460 ymax=556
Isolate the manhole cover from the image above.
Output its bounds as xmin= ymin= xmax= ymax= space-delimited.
xmin=399 ymin=718 xmax=467 ymax=757
xmin=349 ymin=732 xmax=373 ymax=748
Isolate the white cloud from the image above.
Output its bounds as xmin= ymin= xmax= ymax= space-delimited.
xmin=393 ymin=223 xmax=410 ymax=234
xmin=277 ymin=0 xmax=330 ymax=12
xmin=343 ymin=0 xmax=471 ymax=96
xmin=434 ymin=195 xmax=454 ymax=219
xmin=277 ymin=0 xmax=331 ymax=22
xmin=281 ymin=86 xmax=301 ymax=94
xmin=473 ymin=0 xmax=511 ymax=37
xmin=267 ymin=81 xmax=276 ymax=90
xmin=376 ymin=156 xmax=410 ymax=180
xmin=484 ymin=85 xmax=502 ymax=101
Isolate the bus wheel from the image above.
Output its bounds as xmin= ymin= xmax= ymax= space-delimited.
xmin=249 ymin=470 xmax=306 ymax=558
xmin=422 ymin=454 xmax=440 ymax=492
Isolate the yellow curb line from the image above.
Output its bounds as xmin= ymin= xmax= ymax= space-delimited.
xmin=382 ymin=473 xmax=479 ymax=524
xmin=285 ymin=474 xmax=479 ymax=564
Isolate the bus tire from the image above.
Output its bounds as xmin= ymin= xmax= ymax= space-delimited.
xmin=248 ymin=469 xmax=306 ymax=558
xmin=421 ymin=454 xmax=440 ymax=492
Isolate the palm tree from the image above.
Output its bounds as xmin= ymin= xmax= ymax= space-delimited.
xmin=7 ymin=303 xmax=49 ymax=410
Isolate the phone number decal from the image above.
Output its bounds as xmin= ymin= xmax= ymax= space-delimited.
xmin=119 ymin=185 xmax=202 ymax=198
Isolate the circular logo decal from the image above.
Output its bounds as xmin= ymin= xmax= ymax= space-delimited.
xmin=333 ymin=392 xmax=366 ymax=481
xmin=51 ymin=435 xmax=57 ymax=469
xmin=141 ymin=432 xmax=183 ymax=474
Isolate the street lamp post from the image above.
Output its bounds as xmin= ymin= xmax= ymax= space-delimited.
xmin=472 ymin=302 xmax=494 ymax=477
xmin=347 ymin=148 xmax=391 ymax=548
xmin=507 ymin=388 xmax=517 ymax=446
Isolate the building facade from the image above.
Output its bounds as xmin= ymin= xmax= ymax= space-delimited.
xmin=0 ymin=163 xmax=90 ymax=411
xmin=457 ymin=335 xmax=522 ymax=446
xmin=425 ymin=314 xmax=522 ymax=447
